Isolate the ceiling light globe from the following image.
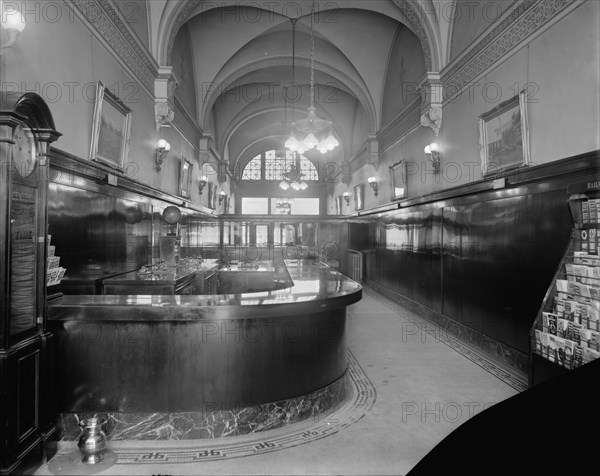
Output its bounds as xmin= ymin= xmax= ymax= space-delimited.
xmin=2 ymin=9 xmax=25 ymax=32
xmin=303 ymin=133 xmax=318 ymax=150
xmin=285 ymin=136 xmax=300 ymax=151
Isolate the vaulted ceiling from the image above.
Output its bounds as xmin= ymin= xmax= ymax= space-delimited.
xmin=143 ymin=0 xmax=498 ymax=172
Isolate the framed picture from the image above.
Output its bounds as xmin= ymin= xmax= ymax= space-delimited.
xmin=223 ymin=195 xmax=230 ymax=214
xmin=335 ymin=195 xmax=343 ymax=215
xmin=207 ymin=183 xmax=216 ymax=209
xmin=179 ymin=158 xmax=193 ymax=198
xmin=354 ymin=184 xmax=364 ymax=211
xmin=211 ymin=185 xmax=218 ymax=210
xmin=478 ymin=89 xmax=530 ymax=177
xmin=389 ymin=160 xmax=407 ymax=200
xmin=89 ymin=81 xmax=132 ymax=169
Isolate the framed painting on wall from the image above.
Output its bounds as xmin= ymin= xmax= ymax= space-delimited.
xmin=354 ymin=184 xmax=364 ymax=211
xmin=179 ymin=158 xmax=193 ymax=198
xmin=210 ymin=185 xmax=218 ymax=210
xmin=207 ymin=183 xmax=216 ymax=209
xmin=89 ymin=81 xmax=132 ymax=170
xmin=478 ymin=89 xmax=530 ymax=177
xmin=389 ymin=160 xmax=407 ymax=200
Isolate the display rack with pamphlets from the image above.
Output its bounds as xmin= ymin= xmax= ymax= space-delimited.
xmin=46 ymin=234 xmax=66 ymax=300
xmin=529 ymin=180 xmax=600 ymax=386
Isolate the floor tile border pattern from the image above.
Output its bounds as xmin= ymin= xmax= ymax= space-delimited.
xmin=107 ymin=349 xmax=377 ymax=465
xmin=363 ymin=288 xmax=528 ymax=392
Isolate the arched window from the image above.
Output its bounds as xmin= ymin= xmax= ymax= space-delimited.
xmin=242 ymin=154 xmax=261 ymax=180
xmin=241 ymin=150 xmax=319 ymax=182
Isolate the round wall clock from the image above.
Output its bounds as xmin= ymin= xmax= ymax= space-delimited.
xmin=12 ymin=123 xmax=38 ymax=177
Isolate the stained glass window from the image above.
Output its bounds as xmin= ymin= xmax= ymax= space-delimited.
xmin=241 ymin=150 xmax=319 ymax=182
xmin=265 ymin=150 xmax=295 ymax=181
xmin=299 ymin=157 xmax=319 ymax=181
xmin=242 ymin=154 xmax=262 ymax=180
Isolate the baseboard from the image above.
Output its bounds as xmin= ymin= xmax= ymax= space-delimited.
xmin=367 ymin=281 xmax=529 ymax=376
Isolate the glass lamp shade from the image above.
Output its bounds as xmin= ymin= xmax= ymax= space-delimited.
xmin=302 ymin=133 xmax=319 ymax=150
xmin=157 ymin=139 xmax=170 ymax=151
xmin=162 ymin=206 xmax=182 ymax=225
xmin=2 ymin=10 xmax=26 ymax=32
xmin=326 ymin=134 xmax=339 ymax=149
xmin=285 ymin=135 xmax=300 ymax=151
xmin=279 ymin=181 xmax=290 ymax=191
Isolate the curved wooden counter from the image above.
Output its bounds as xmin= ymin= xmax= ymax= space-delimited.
xmin=48 ymin=263 xmax=362 ymax=413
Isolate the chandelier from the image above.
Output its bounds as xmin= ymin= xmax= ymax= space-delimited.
xmin=279 ymin=162 xmax=308 ymax=191
xmin=274 ymin=198 xmax=293 ymax=214
xmin=284 ymin=0 xmax=339 ymax=155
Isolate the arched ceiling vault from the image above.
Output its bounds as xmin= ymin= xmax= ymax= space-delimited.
xmin=150 ymin=1 xmax=451 ymax=167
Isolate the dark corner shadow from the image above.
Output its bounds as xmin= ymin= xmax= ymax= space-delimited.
xmin=407 ymin=358 xmax=600 ymax=475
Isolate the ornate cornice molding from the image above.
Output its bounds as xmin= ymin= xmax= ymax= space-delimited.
xmin=173 ymin=95 xmax=203 ymax=148
xmin=349 ymin=145 xmax=368 ymax=173
xmin=68 ymin=0 xmax=158 ymax=95
xmin=441 ymin=0 xmax=577 ymax=98
xmin=391 ymin=0 xmax=433 ymax=71
xmin=377 ymin=99 xmax=422 ymax=152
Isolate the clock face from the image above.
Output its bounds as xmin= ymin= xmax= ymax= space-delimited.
xmin=12 ymin=124 xmax=38 ymax=178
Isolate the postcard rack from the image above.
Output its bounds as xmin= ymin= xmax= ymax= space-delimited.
xmin=529 ymin=181 xmax=600 ymax=386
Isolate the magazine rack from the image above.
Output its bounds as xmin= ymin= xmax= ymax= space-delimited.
xmin=529 ymin=180 xmax=600 ymax=386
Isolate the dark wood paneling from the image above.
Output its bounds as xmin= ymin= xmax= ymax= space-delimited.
xmin=0 ymin=338 xmax=43 ymax=474
xmin=361 ymin=151 xmax=598 ymax=360
xmin=50 ymin=310 xmax=347 ymax=412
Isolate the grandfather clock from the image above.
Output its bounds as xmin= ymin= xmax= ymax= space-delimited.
xmin=0 ymin=93 xmax=61 ymax=474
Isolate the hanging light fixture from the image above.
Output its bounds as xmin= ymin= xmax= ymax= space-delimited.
xmin=279 ymin=159 xmax=308 ymax=191
xmin=284 ymin=0 xmax=339 ymax=155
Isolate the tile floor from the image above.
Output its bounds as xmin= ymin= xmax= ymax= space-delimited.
xmin=34 ymin=288 xmax=524 ymax=476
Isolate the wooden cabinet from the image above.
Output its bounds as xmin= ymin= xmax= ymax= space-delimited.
xmin=0 ymin=93 xmax=61 ymax=474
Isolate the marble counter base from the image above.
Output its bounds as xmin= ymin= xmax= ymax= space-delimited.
xmin=58 ymin=373 xmax=347 ymax=441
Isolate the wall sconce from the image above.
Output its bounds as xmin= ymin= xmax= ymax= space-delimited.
xmin=154 ymin=139 xmax=170 ymax=172
xmin=343 ymin=192 xmax=350 ymax=206
xmin=424 ymin=142 xmax=441 ymax=174
xmin=368 ymin=176 xmax=378 ymax=196
xmin=198 ymin=175 xmax=208 ymax=195
xmin=0 ymin=7 xmax=26 ymax=54
xmin=218 ymin=190 xmax=227 ymax=204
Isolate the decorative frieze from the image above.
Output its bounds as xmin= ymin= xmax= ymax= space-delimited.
xmin=68 ymin=0 xmax=157 ymax=95
xmin=442 ymin=0 xmax=577 ymax=99
xmin=377 ymin=99 xmax=421 ymax=152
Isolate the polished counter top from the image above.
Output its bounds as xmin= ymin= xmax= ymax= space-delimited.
xmin=218 ymin=260 xmax=276 ymax=272
xmin=48 ymin=263 xmax=362 ymax=321
xmin=61 ymin=261 xmax=141 ymax=282
xmin=102 ymin=258 xmax=219 ymax=284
